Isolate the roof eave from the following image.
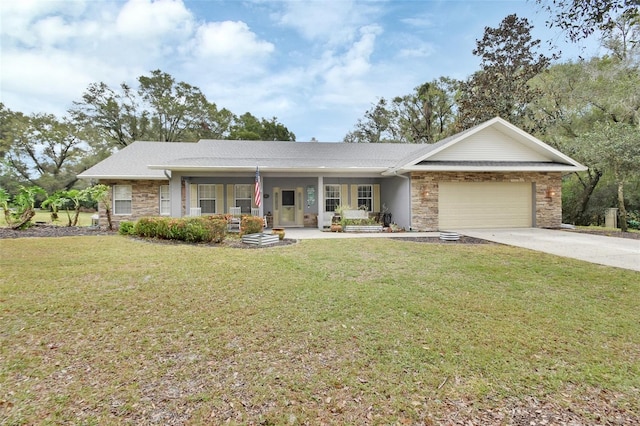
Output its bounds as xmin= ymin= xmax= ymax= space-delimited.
xmin=147 ymin=165 xmax=390 ymax=174
xmin=394 ymin=165 xmax=588 ymax=173
xmin=77 ymin=174 xmax=169 ymax=180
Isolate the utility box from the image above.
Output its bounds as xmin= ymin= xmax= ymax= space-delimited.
xmin=605 ymin=208 xmax=618 ymax=229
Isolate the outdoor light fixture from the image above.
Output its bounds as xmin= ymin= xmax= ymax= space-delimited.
xmin=545 ymin=188 xmax=556 ymax=199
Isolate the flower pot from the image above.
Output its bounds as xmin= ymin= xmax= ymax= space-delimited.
xmin=272 ymin=228 xmax=285 ymax=240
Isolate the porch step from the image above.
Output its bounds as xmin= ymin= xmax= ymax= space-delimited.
xmin=242 ymin=233 xmax=280 ymax=246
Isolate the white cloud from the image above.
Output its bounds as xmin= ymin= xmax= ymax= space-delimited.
xmin=0 ymin=49 xmax=125 ymax=117
xmin=115 ymin=0 xmax=194 ymax=40
xmin=397 ymin=43 xmax=436 ymax=59
xmin=0 ymin=0 xmax=89 ymax=47
xmin=192 ymin=21 xmax=274 ymax=60
xmin=401 ymin=16 xmax=434 ymax=28
xmin=276 ymin=0 xmax=381 ymax=46
xmin=312 ymin=25 xmax=382 ymax=104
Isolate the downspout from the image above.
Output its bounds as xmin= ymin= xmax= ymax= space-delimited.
xmin=164 ymin=170 xmax=171 ymax=180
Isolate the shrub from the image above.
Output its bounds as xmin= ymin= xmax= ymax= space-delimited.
xmin=627 ymin=211 xmax=640 ymax=230
xmin=133 ymin=216 xmax=227 ymax=243
xmin=118 ymin=220 xmax=135 ymax=235
xmin=341 ymin=217 xmax=377 ymax=227
xmin=240 ymin=215 xmax=264 ymax=235
xmin=204 ymin=217 xmax=228 ymax=243
xmin=134 ymin=217 xmax=170 ymax=239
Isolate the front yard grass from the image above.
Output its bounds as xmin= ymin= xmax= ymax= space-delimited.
xmin=1 ymin=236 xmax=638 ymax=424
xmin=0 ymin=209 xmax=95 ymax=227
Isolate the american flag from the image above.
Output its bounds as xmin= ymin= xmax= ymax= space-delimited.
xmin=254 ymin=166 xmax=261 ymax=207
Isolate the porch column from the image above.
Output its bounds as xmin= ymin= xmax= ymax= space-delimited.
xmin=170 ymin=173 xmax=182 ymax=218
xmin=317 ymin=176 xmax=324 ymax=229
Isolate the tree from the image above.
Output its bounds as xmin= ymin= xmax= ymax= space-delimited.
xmin=579 ymin=121 xmax=640 ymax=231
xmin=1 ymin=185 xmax=47 ymax=229
xmin=70 ymin=70 xmax=296 ymax=146
xmin=344 ymin=98 xmax=397 ymax=143
xmin=529 ymin=15 xmax=640 ymax=225
xmin=600 ymin=11 xmax=640 ymax=61
xmin=536 ymin=0 xmax=639 ymax=42
xmin=70 ymin=81 xmax=150 ymax=149
xmin=86 ymin=184 xmax=113 ymax=230
xmin=456 ymin=14 xmax=556 ymax=132
xmin=3 ymin=113 xmax=88 ymax=194
xmin=138 ymin=70 xmax=210 ymax=142
xmin=344 ymin=78 xmax=457 ymax=143
xmin=229 ymin=113 xmax=296 ymax=141
xmin=258 ymin=117 xmax=297 ymax=141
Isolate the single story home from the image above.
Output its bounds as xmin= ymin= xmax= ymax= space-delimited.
xmin=78 ymin=117 xmax=587 ymax=231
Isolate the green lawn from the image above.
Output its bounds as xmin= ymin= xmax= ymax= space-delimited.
xmin=1 ymin=236 xmax=638 ymax=424
xmin=0 ymin=209 xmax=95 ymax=227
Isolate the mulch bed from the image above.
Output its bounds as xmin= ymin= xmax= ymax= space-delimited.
xmin=0 ymin=224 xmax=298 ymax=249
xmin=0 ymin=224 xmax=117 ymax=239
xmin=394 ymin=235 xmax=491 ymax=244
xmin=2 ymin=224 xmax=638 ymax=248
xmin=562 ymin=228 xmax=640 ymax=239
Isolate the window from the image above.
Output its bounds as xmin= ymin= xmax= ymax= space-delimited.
xmin=198 ymin=184 xmax=216 ymax=214
xmin=235 ymin=184 xmax=252 ymax=213
xmin=325 ymin=184 xmax=341 ymax=212
xmin=357 ymin=185 xmax=373 ymax=211
xmin=113 ymin=185 xmax=132 ymax=215
xmin=160 ymin=185 xmax=170 ymax=215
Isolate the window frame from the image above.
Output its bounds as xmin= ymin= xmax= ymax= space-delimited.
xmin=159 ymin=185 xmax=170 ymax=216
xmin=198 ymin=184 xmax=217 ymax=214
xmin=234 ymin=184 xmax=252 ymax=214
xmin=357 ymin=184 xmax=373 ymax=212
xmin=324 ymin=184 xmax=341 ymax=212
xmin=113 ymin=185 xmax=132 ymax=216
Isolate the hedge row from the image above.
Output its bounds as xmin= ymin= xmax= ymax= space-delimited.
xmin=119 ymin=216 xmax=228 ymax=243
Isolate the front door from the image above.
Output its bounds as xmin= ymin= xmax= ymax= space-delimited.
xmin=280 ymin=190 xmax=296 ymax=226
xmin=273 ymin=187 xmax=304 ymax=227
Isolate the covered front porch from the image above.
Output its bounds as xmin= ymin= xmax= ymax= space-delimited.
xmin=166 ymin=172 xmax=412 ymax=230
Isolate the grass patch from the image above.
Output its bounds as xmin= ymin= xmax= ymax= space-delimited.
xmin=1 ymin=237 xmax=638 ymax=424
xmin=0 ymin=209 xmax=96 ymax=227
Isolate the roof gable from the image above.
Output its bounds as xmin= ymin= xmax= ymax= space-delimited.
xmin=428 ymin=126 xmax=550 ymax=161
xmin=387 ymin=117 xmax=587 ymax=173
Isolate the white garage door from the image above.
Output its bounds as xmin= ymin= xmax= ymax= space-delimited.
xmin=439 ymin=182 xmax=532 ymax=229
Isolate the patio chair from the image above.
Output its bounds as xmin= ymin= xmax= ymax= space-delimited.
xmin=228 ymin=206 xmax=241 ymax=232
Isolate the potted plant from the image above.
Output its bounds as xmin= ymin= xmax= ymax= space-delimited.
xmin=271 ymin=227 xmax=285 ymax=240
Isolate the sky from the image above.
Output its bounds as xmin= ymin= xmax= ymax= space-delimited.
xmin=0 ymin=0 xmax=602 ymax=142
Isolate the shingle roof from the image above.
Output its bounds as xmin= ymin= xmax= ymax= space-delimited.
xmin=78 ymin=141 xmax=194 ymax=179
xmin=79 ymin=139 xmax=424 ymax=179
xmin=78 ymin=118 xmax=587 ymax=179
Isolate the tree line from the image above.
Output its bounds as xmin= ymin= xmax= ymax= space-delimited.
xmin=344 ymin=9 xmax=639 ymax=231
xmin=0 ymin=69 xmax=296 ymax=196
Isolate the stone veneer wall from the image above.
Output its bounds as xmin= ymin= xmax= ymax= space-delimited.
xmin=410 ymin=172 xmax=562 ymax=231
xmin=98 ymin=180 xmax=168 ymax=228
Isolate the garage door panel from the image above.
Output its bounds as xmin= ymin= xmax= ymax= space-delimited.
xmin=439 ymin=182 xmax=532 ymax=229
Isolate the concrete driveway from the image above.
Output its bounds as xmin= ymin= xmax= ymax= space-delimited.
xmin=458 ymin=228 xmax=640 ymax=272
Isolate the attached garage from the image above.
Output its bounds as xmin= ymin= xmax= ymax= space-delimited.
xmin=438 ymin=182 xmax=533 ymax=229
